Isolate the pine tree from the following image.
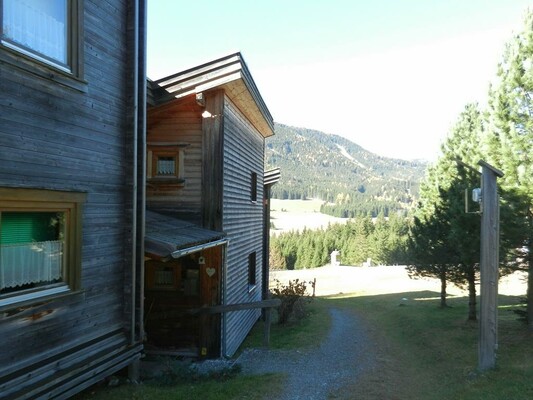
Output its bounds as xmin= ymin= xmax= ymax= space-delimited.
xmin=408 ymin=201 xmax=453 ymax=307
xmin=485 ymin=9 xmax=533 ymax=328
xmin=408 ymin=104 xmax=483 ymax=318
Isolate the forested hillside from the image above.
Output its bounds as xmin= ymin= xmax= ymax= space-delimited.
xmin=266 ymin=123 xmax=427 ymax=217
xmin=266 ymin=9 xmax=533 ymax=328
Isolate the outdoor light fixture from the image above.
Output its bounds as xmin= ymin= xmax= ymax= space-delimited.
xmin=472 ymin=188 xmax=482 ymax=203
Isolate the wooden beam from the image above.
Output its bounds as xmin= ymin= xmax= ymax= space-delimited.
xmin=478 ymin=160 xmax=503 ymax=371
xmin=145 ymin=298 xmax=281 ymax=320
xmin=190 ymin=298 xmax=281 ymax=315
xmin=145 ymin=298 xmax=282 ymax=351
xmin=201 ymin=90 xmax=225 ymax=231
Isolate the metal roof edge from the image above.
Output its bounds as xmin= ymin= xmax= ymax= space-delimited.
xmin=148 ymin=52 xmax=274 ymax=136
xmin=264 ymin=168 xmax=281 ymax=186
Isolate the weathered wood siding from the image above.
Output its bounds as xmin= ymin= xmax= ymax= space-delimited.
xmin=222 ymin=96 xmax=265 ymax=357
xmin=147 ymin=96 xmax=203 ymax=220
xmin=202 ymin=90 xmax=225 ymax=231
xmin=0 ymin=1 xmax=143 ymax=398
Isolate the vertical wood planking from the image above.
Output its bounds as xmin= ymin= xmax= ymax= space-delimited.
xmin=478 ymin=160 xmax=503 ymax=371
xmin=202 ymin=90 xmax=225 ymax=231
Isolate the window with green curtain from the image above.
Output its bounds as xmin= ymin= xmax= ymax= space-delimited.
xmin=0 ymin=211 xmax=65 ymax=293
xmin=0 ymin=212 xmax=62 ymax=244
xmin=0 ymin=188 xmax=85 ymax=304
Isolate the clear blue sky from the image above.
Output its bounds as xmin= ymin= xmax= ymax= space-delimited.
xmin=148 ymin=0 xmax=531 ymax=161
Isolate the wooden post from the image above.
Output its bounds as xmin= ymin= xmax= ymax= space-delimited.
xmin=263 ymin=307 xmax=271 ymax=348
xmin=478 ymin=160 xmax=503 ymax=371
xmin=128 ymin=359 xmax=140 ymax=383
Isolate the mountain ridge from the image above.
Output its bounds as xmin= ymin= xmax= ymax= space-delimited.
xmin=265 ymin=123 xmax=428 ymax=217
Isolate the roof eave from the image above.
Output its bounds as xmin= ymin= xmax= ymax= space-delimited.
xmin=149 ymin=52 xmax=274 ymax=138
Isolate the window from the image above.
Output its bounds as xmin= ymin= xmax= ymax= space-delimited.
xmin=0 ymin=188 xmax=86 ymax=307
xmin=250 ymin=172 xmax=257 ymax=202
xmin=248 ymin=252 xmax=256 ymax=288
xmin=147 ymin=143 xmax=187 ymax=185
xmin=0 ymin=0 xmax=84 ymax=80
xmin=154 ymin=154 xmax=179 ymax=177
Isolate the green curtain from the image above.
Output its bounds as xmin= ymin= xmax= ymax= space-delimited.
xmin=0 ymin=212 xmax=61 ymax=244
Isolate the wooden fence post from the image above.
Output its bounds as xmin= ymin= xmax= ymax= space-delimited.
xmin=478 ymin=160 xmax=503 ymax=371
xmin=263 ymin=307 xmax=272 ymax=348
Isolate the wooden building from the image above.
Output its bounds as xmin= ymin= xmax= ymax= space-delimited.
xmin=146 ymin=53 xmax=275 ymax=357
xmin=0 ymin=1 xmax=146 ymax=398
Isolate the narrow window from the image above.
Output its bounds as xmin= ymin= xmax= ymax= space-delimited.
xmin=248 ymin=252 xmax=256 ymax=287
xmin=251 ymin=172 xmax=257 ymax=202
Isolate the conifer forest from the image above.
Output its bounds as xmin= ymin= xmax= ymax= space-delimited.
xmin=268 ymin=10 xmax=533 ymax=327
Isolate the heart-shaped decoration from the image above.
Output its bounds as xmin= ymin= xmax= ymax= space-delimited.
xmin=206 ymin=267 xmax=216 ymax=277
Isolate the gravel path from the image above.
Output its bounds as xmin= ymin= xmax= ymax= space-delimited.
xmin=236 ymin=308 xmax=375 ymax=400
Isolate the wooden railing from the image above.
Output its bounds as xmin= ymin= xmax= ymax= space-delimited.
xmin=146 ymin=298 xmax=282 ymax=348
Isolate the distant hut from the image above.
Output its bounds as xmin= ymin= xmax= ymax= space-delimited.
xmin=331 ymin=250 xmax=341 ymax=266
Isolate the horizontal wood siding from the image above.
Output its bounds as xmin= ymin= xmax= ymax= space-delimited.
xmin=222 ymin=97 xmax=265 ymax=357
xmin=0 ymin=1 xmax=141 ymax=397
xmin=147 ymin=97 xmax=203 ymax=217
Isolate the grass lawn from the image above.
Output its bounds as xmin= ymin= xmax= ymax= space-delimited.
xmin=325 ymin=291 xmax=533 ymax=399
xmin=269 ymin=198 xmax=348 ymax=233
xmin=75 ymin=290 xmax=532 ymax=400
xmin=270 ymin=198 xmax=324 ymax=213
xmin=74 ymin=373 xmax=282 ymax=400
xmin=245 ymin=290 xmax=533 ymax=399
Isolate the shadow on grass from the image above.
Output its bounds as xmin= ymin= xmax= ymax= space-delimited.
xmin=244 ymin=290 xmax=531 ymax=400
xmin=76 ymin=291 xmax=531 ymax=400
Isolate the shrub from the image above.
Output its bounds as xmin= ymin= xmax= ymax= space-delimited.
xmin=271 ymin=279 xmax=313 ymax=324
xmin=147 ymin=358 xmax=241 ymax=386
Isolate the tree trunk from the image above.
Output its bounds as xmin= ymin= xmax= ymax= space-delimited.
xmin=468 ymin=268 xmax=477 ymax=321
xmin=527 ymin=234 xmax=533 ymax=330
xmin=440 ymin=268 xmax=447 ymax=308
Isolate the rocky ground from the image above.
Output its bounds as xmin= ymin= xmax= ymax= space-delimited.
xmin=236 ymin=265 xmax=527 ymax=399
xmin=237 ymin=308 xmax=374 ymax=400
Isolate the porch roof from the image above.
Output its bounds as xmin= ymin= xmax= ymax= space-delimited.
xmin=145 ymin=210 xmax=227 ymax=260
xmin=264 ymin=168 xmax=281 ymax=186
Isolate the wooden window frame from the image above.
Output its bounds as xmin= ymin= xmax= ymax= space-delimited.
xmin=152 ymin=152 xmax=179 ymax=177
xmin=251 ymin=172 xmax=258 ymax=202
xmin=248 ymin=251 xmax=257 ymax=290
xmin=147 ymin=143 xmax=187 ymax=186
xmin=0 ymin=0 xmax=86 ymax=92
xmin=0 ymin=188 xmax=86 ymax=309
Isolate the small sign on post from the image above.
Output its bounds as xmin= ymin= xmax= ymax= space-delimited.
xmin=478 ymin=160 xmax=503 ymax=371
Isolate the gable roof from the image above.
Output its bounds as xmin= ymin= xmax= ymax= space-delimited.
xmin=149 ymin=52 xmax=274 ymax=138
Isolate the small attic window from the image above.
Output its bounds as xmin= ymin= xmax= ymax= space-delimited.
xmin=156 ymin=156 xmax=177 ymax=176
xmin=147 ymin=143 xmax=189 ymax=185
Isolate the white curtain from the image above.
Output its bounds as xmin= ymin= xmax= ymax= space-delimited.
xmin=157 ymin=158 xmax=175 ymax=175
xmin=0 ymin=240 xmax=63 ymax=290
xmin=154 ymin=269 xmax=173 ymax=286
xmin=3 ymin=0 xmax=66 ymax=63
